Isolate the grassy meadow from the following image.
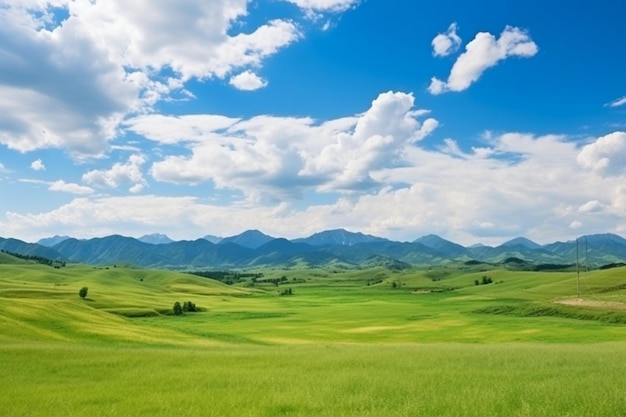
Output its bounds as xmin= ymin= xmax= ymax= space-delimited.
xmin=1 ymin=256 xmax=625 ymax=416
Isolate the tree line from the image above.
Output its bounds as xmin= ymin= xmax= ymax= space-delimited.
xmin=0 ymin=249 xmax=65 ymax=268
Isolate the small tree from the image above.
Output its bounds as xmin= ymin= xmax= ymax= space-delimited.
xmin=79 ymin=287 xmax=88 ymax=299
xmin=173 ymin=301 xmax=183 ymax=315
xmin=183 ymin=301 xmax=197 ymax=312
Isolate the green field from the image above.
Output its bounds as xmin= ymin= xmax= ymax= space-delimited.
xmin=1 ymin=257 xmax=625 ymax=416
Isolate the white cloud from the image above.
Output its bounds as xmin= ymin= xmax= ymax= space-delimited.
xmin=31 ymin=159 xmax=45 ymax=171
xmin=124 ymin=114 xmax=240 ymax=145
xmin=229 ymin=71 xmax=268 ymax=91
xmin=577 ymin=131 xmax=626 ymax=176
xmin=607 ymin=96 xmax=626 ymax=108
xmin=18 ymin=178 xmax=94 ymax=195
xmin=145 ymin=91 xmax=438 ymax=197
xmin=429 ymin=26 xmax=538 ymax=95
xmin=569 ymin=221 xmax=583 ymax=229
xmin=82 ymin=154 xmax=147 ymax=193
xmin=432 ymin=23 xmax=461 ymax=57
xmin=49 ymin=180 xmax=94 ymax=195
xmin=578 ymin=200 xmax=605 ymax=214
xmin=0 ymin=1 xmax=311 ymax=158
xmin=282 ymin=0 xmax=360 ymax=12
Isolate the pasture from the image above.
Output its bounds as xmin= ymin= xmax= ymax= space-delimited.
xmin=1 ymin=258 xmax=625 ymax=416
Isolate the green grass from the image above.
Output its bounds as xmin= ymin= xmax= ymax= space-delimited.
xmin=1 ymin=262 xmax=626 ymax=415
xmin=1 ymin=342 xmax=624 ymax=417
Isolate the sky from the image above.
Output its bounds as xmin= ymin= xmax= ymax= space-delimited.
xmin=1 ymin=0 xmax=625 ymax=245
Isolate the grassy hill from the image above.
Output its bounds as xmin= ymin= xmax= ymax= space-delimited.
xmin=1 ymin=262 xmax=625 ymax=416
xmin=0 ymin=251 xmax=30 ymax=264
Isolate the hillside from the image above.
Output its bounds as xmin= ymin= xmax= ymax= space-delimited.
xmin=1 ymin=262 xmax=625 ymax=345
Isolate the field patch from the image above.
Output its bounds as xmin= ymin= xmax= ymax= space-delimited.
xmin=555 ymin=298 xmax=626 ymax=310
xmin=474 ymin=303 xmax=626 ymax=324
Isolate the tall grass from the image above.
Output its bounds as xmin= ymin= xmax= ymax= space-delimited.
xmin=1 ymin=342 xmax=624 ymax=417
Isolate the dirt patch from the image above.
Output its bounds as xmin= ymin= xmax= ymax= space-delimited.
xmin=555 ymin=299 xmax=626 ymax=310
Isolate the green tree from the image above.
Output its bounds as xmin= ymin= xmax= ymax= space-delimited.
xmin=173 ymin=301 xmax=183 ymax=315
xmin=183 ymin=301 xmax=197 ymax=312
xmin=79 ymin=287 xmax=88 ymax=299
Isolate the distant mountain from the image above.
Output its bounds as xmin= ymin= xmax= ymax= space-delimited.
xmin=249 ymin=238 xmax=338 ymax=266
xmin=53 ymin=235 xmax=162 ymax=266
xmin=293 ymin=229 xmax=389 ymax=246
xmin=138 ymin=233 xmax=174 ymax=245
xmin=3 ymin=230 xmax=626 ymax=270
xmin=202 ymin=234 xmax=222 ymax=244
xmin=544 ymin=233 xmax=626 ymax=267
xmin=37 ymin=235 xmax=71 ymax=247
xmin=413 ymin=234 xmax=467 ymax=257
xmin=219 ymin=230 xmax=275 ymax=249
xmin=0 ymin=237 xmax=66 ymax=260
xmin=500 ymin=237 xmax=542 ymax=250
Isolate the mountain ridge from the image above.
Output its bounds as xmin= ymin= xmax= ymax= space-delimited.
xmin=4 ymin=231 xmax=626 ymax=270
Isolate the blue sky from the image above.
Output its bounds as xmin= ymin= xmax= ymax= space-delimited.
xmin=1 ymin=0 xmax=625 ymax=245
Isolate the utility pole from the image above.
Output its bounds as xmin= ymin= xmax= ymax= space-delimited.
xmin=585 ymin=236 xmax=589 ymax=272
xmin=576 ymin=237 xmax=580 ymax=299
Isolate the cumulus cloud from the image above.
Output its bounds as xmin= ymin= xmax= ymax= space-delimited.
xmin=229 ymin=71 xmax=268 ymax=91
xmin=432 ymin=23 xmax=461 ymax=57
xmin=143 ymin=91 xmax=438 ymax=198
xmin=607 ymin=96 xmax=626 ymax=108
xmin=429 ymin=26 xmax=538 ymax=94
xmin=0 ymin=1 xmax=311 ymax=158
xmin=82 ymin=154 xmax=147 ymax=193
xmin=577 ymin=131 xmax=626 ymax=176
xmin=31 ymin=159 xmax=45 ymax=171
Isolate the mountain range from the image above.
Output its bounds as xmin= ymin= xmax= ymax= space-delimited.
xmin=1 ymin=229 xmax=626 ymax=270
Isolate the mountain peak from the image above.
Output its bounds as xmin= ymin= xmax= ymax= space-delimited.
xmin=413 ymin=234 xmax=467 ymax=255
xmin=500 ymin=237 xmax=541 ymax=249
xmin=293 ymin=228 xmax=388 ymax=246
xmin=219 ymin=229 xmax=275 ymax=249
xmin=138 ymin=233 xmax=174 ymax=245
xmin=37 ymin=235 xmax=71 ymax=247
xmin=201 ymin=234 xmax=223 ymax=244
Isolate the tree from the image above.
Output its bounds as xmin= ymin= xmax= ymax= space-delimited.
xmin=79 ymin=287 xmax=88 ymax=299
xmin=183 ymin=301 xmax=197 ymax=312
xmin=173 ymin=301 xmax=183 ymax=315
